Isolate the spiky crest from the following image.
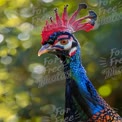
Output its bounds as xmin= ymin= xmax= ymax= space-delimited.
xmin=41 ymin=3 xmax=97 ymax=44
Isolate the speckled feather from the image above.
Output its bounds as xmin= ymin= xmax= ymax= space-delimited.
xmin=88 ymin=108 xmax=121 ymax=122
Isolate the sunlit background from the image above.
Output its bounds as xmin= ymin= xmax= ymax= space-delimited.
xmin=0 ymin=0 xmax=122 ymax=121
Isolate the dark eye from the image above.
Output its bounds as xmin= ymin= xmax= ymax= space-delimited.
xmin=60 ymin=40 xmax=68 ymax=45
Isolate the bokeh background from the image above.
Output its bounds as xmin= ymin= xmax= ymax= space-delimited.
xmin=0 ymin=0 xmax=122 ymax=121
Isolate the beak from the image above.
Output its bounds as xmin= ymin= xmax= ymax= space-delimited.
xmin=38 ymin=44 xmax=51 ymax=56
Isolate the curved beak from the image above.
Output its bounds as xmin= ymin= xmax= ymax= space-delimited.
xmin=38 ymin=44 xmax=51 ymax=56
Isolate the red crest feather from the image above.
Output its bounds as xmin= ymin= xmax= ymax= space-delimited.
xmin=41 ymin=3 xmax=97 ymax=44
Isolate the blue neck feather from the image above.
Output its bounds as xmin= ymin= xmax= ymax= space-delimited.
xmin=63 ymin=45 xmax=106 ymax=118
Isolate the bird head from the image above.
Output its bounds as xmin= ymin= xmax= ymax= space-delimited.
xmin=38 ymin=31 xmax=79 ymax=57
xmin=38 ymin=3 xmax=97 ymax=58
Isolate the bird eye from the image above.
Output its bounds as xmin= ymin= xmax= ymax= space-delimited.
xmin=60 ymin=40 xmax=68 ymax=45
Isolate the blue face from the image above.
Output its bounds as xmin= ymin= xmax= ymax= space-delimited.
xmin=38 ymin=31 xmax=78 ymax=57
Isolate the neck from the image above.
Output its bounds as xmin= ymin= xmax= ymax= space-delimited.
xmin=61 ymin=45 xmax=106 ymax=118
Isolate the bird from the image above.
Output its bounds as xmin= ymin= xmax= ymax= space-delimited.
xmin=38 ymin=3 xmax=122 ymax=122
